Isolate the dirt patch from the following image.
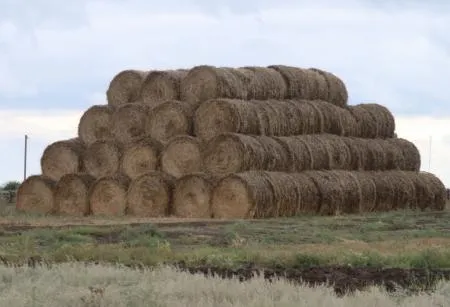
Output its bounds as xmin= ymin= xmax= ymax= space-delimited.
xmin=175 ymin=264 xmax=450 ymax=296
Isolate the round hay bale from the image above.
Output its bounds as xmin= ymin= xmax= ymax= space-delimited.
xmin=308 ymin=68 xmax=348 ymax=107
xmin=16 ymin=175 xmax=56 ymax=214
xmin=120 ymin=138 xmax=162 ymax=179
xmin=240 ymin=66 xmax=287 ymax=100
xmin=387 ymin=171 xmax=416 ymax=210
xmin=173 ymin=172 xmax=218 ymax=218
xmin=147 ymin=100 xmax=196 ymax=144
xmin=54 ymin=173 xmax=95 ymax=216
xmin=363 ymin=140 xmax=387 ymax=170
xmin=139 ymin=69 xmax=188 ymax=106
xmin=371 ymin=171 xmax=395 ymax=211
xmin=127 ymin=171 xmax=174 ymax=217
xmin=347 ymin=105 xmax=378 ymax=138
xmin=303 ymin=170 xmax=344 ymax=215
xmin=302 ymin=100 xmax=325 ymax=133
xmin=313 ymin=100 xmax=345 ymax=135
xmin=180 ymin=65 xmax=246 ymax=104
xmin=387 ymin=138 xmax=421 ymax=171
xmin=194 ymin=99 xmax=260 ymax=141
xmin=111 ymin=102 xmax=150 ymax=145
xmin=417 ymin=172 xmax=446 ymax=210
xmin=302 ymin=135 xmax=332 ymax=170
xmin=359 ymin=103 xmax=395 ymax=138
xmin=83 ymin=140 xmax=122 ymax=178
xmin=305 ymin=69 xmax=329 ymax=101
xmin=378 ymin=140 xmax=406 ymax=170
xmin=89 ymin=175 xmax=129 ymax=216
xmin=323 ymin=135 xmax=352 ymax=170
xmin=211 ymin=171 xmax=275 ymax=219
xmin=268 ymin=65 xmax=312 ymax=99
xmin=78 ymin=105 xmax=115 ymax=145
xmin=41 ymin=138 xmax=85 ymax=181
xmin=275 ymin=136 xmax=313 ymax=171
xmin=341 ymin=137 xmax=364 ymax=170
xmin=160 ymin=136 xmax=203 ymax=178
xmin=106 ymin=69 xmax=148 ymax=107
xmin=331 ymin=170 xmax=363 ymax=214
xmin=204 ymin=133 xmax=280 ymax=176
xmin=352 ymin=171 xmax=377 ymax=212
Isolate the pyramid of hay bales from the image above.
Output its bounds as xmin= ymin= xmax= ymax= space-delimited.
xmin=16 ymin=65 xmax=447 ymax=218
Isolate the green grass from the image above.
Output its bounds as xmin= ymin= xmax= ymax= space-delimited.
xmin=0 ymin=209 xmax=450 ymax=269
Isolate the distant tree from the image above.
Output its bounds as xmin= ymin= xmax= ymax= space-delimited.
xmin=2 ymin=181 xmax=21 ymax=191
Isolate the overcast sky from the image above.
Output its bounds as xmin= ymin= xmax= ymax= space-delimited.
xmin=1 ymin=0 xmax=449 ymax=186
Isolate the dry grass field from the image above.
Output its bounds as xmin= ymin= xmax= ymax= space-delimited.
xmin=1 ymin=263 xmax=450 ymax=307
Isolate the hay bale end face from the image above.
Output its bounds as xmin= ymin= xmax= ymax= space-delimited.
xmin=127 ymin=171 xmax=175 ymax=217
xmin=83 ymin=140 xmax=122 ymax=178
xmin=16 ymin=175 xmax=56 ymax=214
xmin=106 ymin=69 xmax=148 ymax=107
xmin=78 ymin=105 xmax=115 ymax=145
xmin=139 ymin=69 xmax=188 ymax=106
xmin=146 ymin=100 xmax=196 ymax=144
xmin=41 ymin=138 xmax=85 ymax=181
xmin=120 ymin=138 xmax=162 ymax=179
xmin=54 ymin=173 xmax=95 ymax=216
xmin=180 ymin=65 xmax=246 ymax=104
xmin=173 ymin=173 xmax=218 ymax=218
xmin=111 ymin=102 xmax=150 ymax=145
xmin=161 ymin=136 xmax=203 ymax=178
xmin=89 ymin=175 xmax=129 ymax=216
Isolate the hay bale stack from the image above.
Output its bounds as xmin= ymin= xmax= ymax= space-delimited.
xmin=54 ymin=173 xmax=95 ymax=216
xmin=161 ymin=136 xmax=204 ymax=178
xmin=173 ymin=173 xmax=218 ymax=218
xmin=352 ymin=171 xmax=377 ymax=212
xmin=78 ymin=105 xmax=115 ymax=145
xmin=111 ymin=102 xmax=150 ymax=145
xmin=180 ymin=65 xmax=246 ymax=104
xmin=240 ymin=66 xmax=287 ymax=100
xmin=308 ymin=68 xmax=348 ymax=107
xmin=89 ymin=175 xmax=129 ymax=216
xmin=387 ymin=171 xmax=416 ymax=210
xmin=83 ymin=140 xmax=122 ymax=178
xmin=106 ymin=69 xmax=148 ymax=106
xmin=146 ymin=100 xmax=196 ymax=144
xmin=16 ymin=175 xmax=56 ymax=214
xmin=41 ymin=138 xmax=85 ymax=181
xmin=120 ymin=138 xmax=162 ymax=179
xmin=304 ymin=171 xmax=345 ymax=215
xmin=193 ymin=98 xmax=360 ymax=141
xmin=139 ymin=69 xmax=188 ymax=106
xmin=370 ymin=172 xmax=396 ymax=211
xmin=268 ymin=65 xmax=313 ymax=100
xmin=211 ymin=171 xmax=321 ymax=219
xmin=387 ymin=138 xmax=421 ymax=171
xmin=127 ymin=171 xmax=175 ymax=217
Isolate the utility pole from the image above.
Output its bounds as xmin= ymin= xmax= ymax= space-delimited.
xmin=24 ymin=134 xmax=28 ymax=181
xmin=428 ymin=135 xmax=432 ymax=172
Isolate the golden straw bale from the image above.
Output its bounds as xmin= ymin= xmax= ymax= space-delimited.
xmin=54 ymin=173 xmax=95 ymax=216
xmin=127 ymin=171 xmax=175 ymax=217
xmin=146 ymin=100 xmax=197 ymax=144
xmin=120 ymin=138 xmax=163 ymax=179
xmin=180 ymin=65 xmax=246 ymax=104
xmin=41 ymin=138 xmax=85 ymax=181
xmin=83 ymin=140 xmax=122 ymax=178
xmin=16 ymin=175 xmax=56 ymax=214
xmin=139 ymin=69 xmax=188 ymax=107
xmin=173 ymin=173 xmax=219 ymax=218
xmin=160 ymin=136 xmax=203 ymax=178
xmin=111 ymin=102 xmax=150 ymax=145
xmin=89 ymin=174 xmax=130 ymax=216
xmin=78 ymin=105 xmax=115 ymax=145
xmin=106 ymin=69 xmax=148 ymax=107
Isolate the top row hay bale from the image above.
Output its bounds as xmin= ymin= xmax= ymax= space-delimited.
xmin=106 ymin=70 xmax=149 ymax=107
xmin=139 ymin=69 xmax=189 ymax=107
xmin=78 ymin=105 xmax=115 ymax=145
xmin=180 ymin=65 xmax=348 ymax=107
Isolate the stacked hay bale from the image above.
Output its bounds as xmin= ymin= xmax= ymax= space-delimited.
xmin=16 ymin=65 xmax=447 ymax=218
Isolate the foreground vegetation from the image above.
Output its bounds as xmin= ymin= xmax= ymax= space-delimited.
xmin=0 ymin=203 xmax=449 ymax=269
xmin=0 ymin=263 xmax=449 ymax=307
